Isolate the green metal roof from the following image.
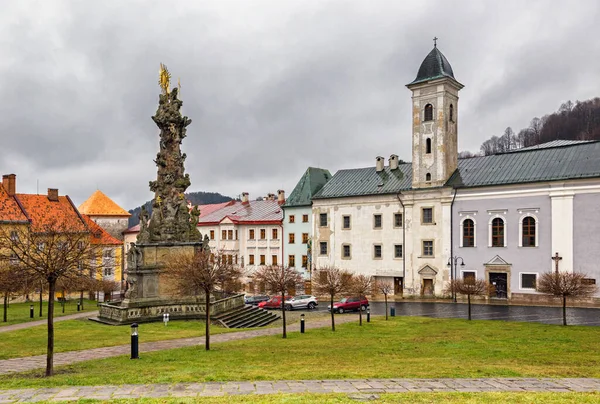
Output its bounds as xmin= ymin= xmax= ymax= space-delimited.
xmin=447 ymin=141 xmax=600 ymax=188
xmin=408 ymin=46 xmax=459 ymax=86
xmin=283 ymin=167 xmax=332 ymax=207
xmin=312 ymin=164 xmax=412 ymax=200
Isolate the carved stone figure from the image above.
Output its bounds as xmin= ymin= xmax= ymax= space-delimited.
xmin=137 ymin=65 xmax=201 ymax=244
xmin=124 ymin=274 xmax=138 ymax=299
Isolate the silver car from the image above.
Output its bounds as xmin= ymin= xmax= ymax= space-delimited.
xmin=284 ymin=295 xmax=318 ymax=311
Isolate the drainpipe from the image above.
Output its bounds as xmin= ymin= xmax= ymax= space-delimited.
xmin=450 ymin=188 xmax=458 ymax=303
xmin=396 ymin=192 xmax=406 ymax=297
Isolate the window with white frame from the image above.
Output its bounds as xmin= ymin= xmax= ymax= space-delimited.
xmin=462 ymin=271 xmax=476 ymax=281
xmin=103 ymin=249 xmax=115 ymax=277
xmin=394 ymin=244 xmax=403 ymax=258
xmin=520 ymin=273 xmax=537 ymax=290
xmin=519 ymin=213 xmax=539 ymax=247
xmin=460 ymin=217 xmax=476 ymax=247
xmin=342 ymin=244 xmax=351 ymax=259
xmin=489 ymin=216 xmax=506 ymax=247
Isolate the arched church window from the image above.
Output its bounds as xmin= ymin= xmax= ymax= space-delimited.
xmin=462 ymin=219 xmax=474 ymax=247
xmin=449 ymin=104 xmax=454 ymax=122
xmin=424 ymin=104 xmax=433 ymax=121
xmin=522 ymin=216 xmax=536 ymax=247
xmin=425 ymin=173 xmax=431 ymax=182
xmin=426 ymin=138 xmax=432 ymax=154
xmin=492 ymin=218 xmax=505 ymax=247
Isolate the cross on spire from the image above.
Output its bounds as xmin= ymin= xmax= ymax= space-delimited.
xmin=433 ymin=36 xmax=438 ymax=47
xmin=551 ymin=252 xmax=563 ymax=274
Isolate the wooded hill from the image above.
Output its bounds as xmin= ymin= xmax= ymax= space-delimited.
xmin=128 ymin=191 xmax=232 ymax=227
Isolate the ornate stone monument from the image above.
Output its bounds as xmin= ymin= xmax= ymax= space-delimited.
xmin=96 ymin=65 xmax=242 ymax=324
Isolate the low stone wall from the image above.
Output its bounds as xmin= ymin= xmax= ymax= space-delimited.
xmin=96 ymin=293 xmax=245 ymax=325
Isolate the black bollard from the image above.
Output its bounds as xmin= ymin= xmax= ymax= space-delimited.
xmin=390 ymin=307 xmax=396 ymax=317
xmin=300 ymin=314 xmax=305 ymax=333
xmin=77 ymin=301 xmax=80 ymax=312
xmin=367 ymin=307 xmax=371 ymax=323
xmin=130 ymin=323 xmax=139 ymax=359
xmin=29 ymin=305 xmax=34 ymax=319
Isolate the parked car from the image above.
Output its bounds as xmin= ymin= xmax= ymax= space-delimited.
xmin=284 ymin=295 xmax=318 ymax=311
xmin=258 ymin=295 xmax=292 ymax=309
xmin=327 ymin=296 xmax=369 ymax=313
xmin=244 ymin=295 xmax=270 ymax=306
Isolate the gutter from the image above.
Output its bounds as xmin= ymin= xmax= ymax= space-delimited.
xmin=450 ymin=188 xmax=458 ymax=303
xmin=395 ymin=192 xmax=406 ymax=296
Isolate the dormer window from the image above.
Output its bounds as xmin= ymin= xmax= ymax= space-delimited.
xmin=424 ymin=104 xmax=433 ymax=121
xmin=449 ymin=104 xmax=454 ymax=122
xmin=425 ymin=173 xmax=431 ymax=182
xmin=426 ymin=138 xmax=432 ymax=154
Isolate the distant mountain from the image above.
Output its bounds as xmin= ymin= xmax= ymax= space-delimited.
xmin=128 ymin=191 xmax=233 ymax=227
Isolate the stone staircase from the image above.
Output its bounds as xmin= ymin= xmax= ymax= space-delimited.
xmin=213 ymin=305 xmax=280 ymax=328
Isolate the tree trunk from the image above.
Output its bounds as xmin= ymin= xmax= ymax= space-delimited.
xmin=384 ymin=295 xmax=388 ymax=321
xmin=467 ymin=294 xmax=472 ymax=321
xmin=562 ymin=295 xmax=567 ymax=326
xmin=3 ymin=293 xmax=7 ymax=322
xmin=281 ymin=291 xmax=287 ymax=338
xmin=330 ymin=295 xmax=335 ymax=332
xmin=79 ymin=290 xmax=84 ymax=310
xmin=205 ymin=291 xmax=211 ymax=351
xmin=39 ymin=282 xmax=43 ymax=317
xmin=46 ymin=279 xmax=56 ymax=377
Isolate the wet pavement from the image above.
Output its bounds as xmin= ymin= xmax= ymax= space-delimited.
xmin=322 ymin=301 xmax=600 ymax=326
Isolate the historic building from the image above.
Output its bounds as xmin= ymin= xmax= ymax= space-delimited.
xmin=78 ymin=190 xmax=131 ymax=240
xmin=307 ymin=44 xmax=600 ymax=300
xmin=282 ymin=167 xmax=331 ymax=281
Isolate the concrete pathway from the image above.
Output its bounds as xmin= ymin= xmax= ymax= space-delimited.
xmin=0 ymin=311 xmax=96 ymax=334
xmin=0 ymin=316 xmax=354 ymax=375
xmin=0 ymin=378 xmax=599 ymax=402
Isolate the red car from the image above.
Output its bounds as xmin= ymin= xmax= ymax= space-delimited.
xmin=328 ymin=296 xmax=369 ymax=314
xmin=258 ymin=295 xmax=292 ymax=309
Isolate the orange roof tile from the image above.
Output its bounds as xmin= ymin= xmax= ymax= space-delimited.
xmin=0 ymin=186 xmax=28 ymax=222
xmin=78 ymin=190 xmax=131 ymax=217
xmin=15 ymin=194 xmax=87 ymax=233
xmin=82 ymin=215 xmax=122 ymax=245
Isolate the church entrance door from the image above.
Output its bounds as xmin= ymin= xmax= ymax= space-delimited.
xmin=422 ymin=279 xmax=434 ymax=296
xmin=489 ymin=272 xmax=508 ymax=299
xmin=394 ymin=277 xmax=403 ymax=296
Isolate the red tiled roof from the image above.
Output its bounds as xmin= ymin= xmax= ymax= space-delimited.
xmin=82 ymin=215 xmax=122 ymax=245
xmin=78 ymin=190 xmax=130 ymax=217
xmin=197 ymin=200 xmax=283 ymax=226
xmin=0 ymin=186 xmax=28 ymax=222
xmin=123 ymin=224 xmax=140 ymax=234
xmin=15 ymin=194 xmax=87 ymax=233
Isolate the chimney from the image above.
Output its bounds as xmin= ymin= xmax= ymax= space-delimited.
xmin=277 ymin=189 xmax=285 ymax=204
xmin=267 ymin=193 xmax=275 ymax=201
xmin=241 ymin=192 xmax=249 ymax=204
xmin=2 ymin=174 xmax=16 ymax=196
xmin=389 ymin=154 xmax=399 ymax=170
xmin=47 ymin=188 xmax=59 ymax=202
xmin=375 ymin=156 xmax=384 ymax=172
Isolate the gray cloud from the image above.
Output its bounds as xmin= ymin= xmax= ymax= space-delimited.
xmin=1 ymin=0 xmax=599 ymax=210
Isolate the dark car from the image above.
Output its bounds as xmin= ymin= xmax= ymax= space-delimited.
xmin=328 ymin=296 xmax=369 ymax=313
xmin=244 ymin=295 xmax=270 ymax=305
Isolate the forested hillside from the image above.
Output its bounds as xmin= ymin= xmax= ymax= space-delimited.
xmin=128 ymin=191 xmax=233 ymax=227
xmin=471 ymin=97 xmax=600 ymax=157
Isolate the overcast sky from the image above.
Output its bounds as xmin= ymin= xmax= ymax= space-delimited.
xmin=1 ymin=0 xmax=599 ymax=210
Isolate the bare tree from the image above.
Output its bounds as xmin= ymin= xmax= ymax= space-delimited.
xmin=444 ymin=278 xmax=492 ymax=320
xmin=373 ymin=280 xmax=393 ymax=320
xmin=0 ymin=258 xmax=27 ymax=322
xmin=313 ymin=266 xmax=353 ymax=331
xmin=252 ymin=265 xmax=303 ymax=338
xmin=351 ymin=274 xmax=373 ymax=326
xmin=0 ymin=219 xmax=98 ymax=376
xmin=536 ymin=272 xmax=598 ymax=326
xmin=163 ymin=249 xmax=242 ymax=350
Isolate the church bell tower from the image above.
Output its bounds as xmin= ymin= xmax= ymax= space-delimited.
xmin=406 ymin=41 xmax=463 ymax=188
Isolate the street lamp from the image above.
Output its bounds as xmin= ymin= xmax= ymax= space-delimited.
xmin=447 ymin=256 xmax=465 ymax=303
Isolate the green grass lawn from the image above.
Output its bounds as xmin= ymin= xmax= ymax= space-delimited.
xmin=75 ymin=392 xmax=600 ymax=404
xmin=0 ymin=318 xmax=237 ymax=359
xmin=0 ymin=299 xmax=97 ymax=326
xmin=2 ymin=316 xmax=600 ymax=389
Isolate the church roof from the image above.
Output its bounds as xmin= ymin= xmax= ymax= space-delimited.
xmin=283 ymin=167 xmax=332 ymax=208
xmin=408 ymin=46 xmax=458 ymax=86
xmin=312 ymin=163 xmax=412 ymax=200
xmin=448 ymin=141 xmax=600 ymax=188
xmin=78 ymin=190 xmax=130 ymax=217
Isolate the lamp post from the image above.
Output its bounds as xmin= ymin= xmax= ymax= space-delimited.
xmin=447 ymin=256 xmax=465 ymax=303
xmin=130 ymin=323 xmax=139 ymax=359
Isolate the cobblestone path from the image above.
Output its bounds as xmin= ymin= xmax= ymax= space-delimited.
xmin=0 ymin=378 xmax=599 ymax=402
